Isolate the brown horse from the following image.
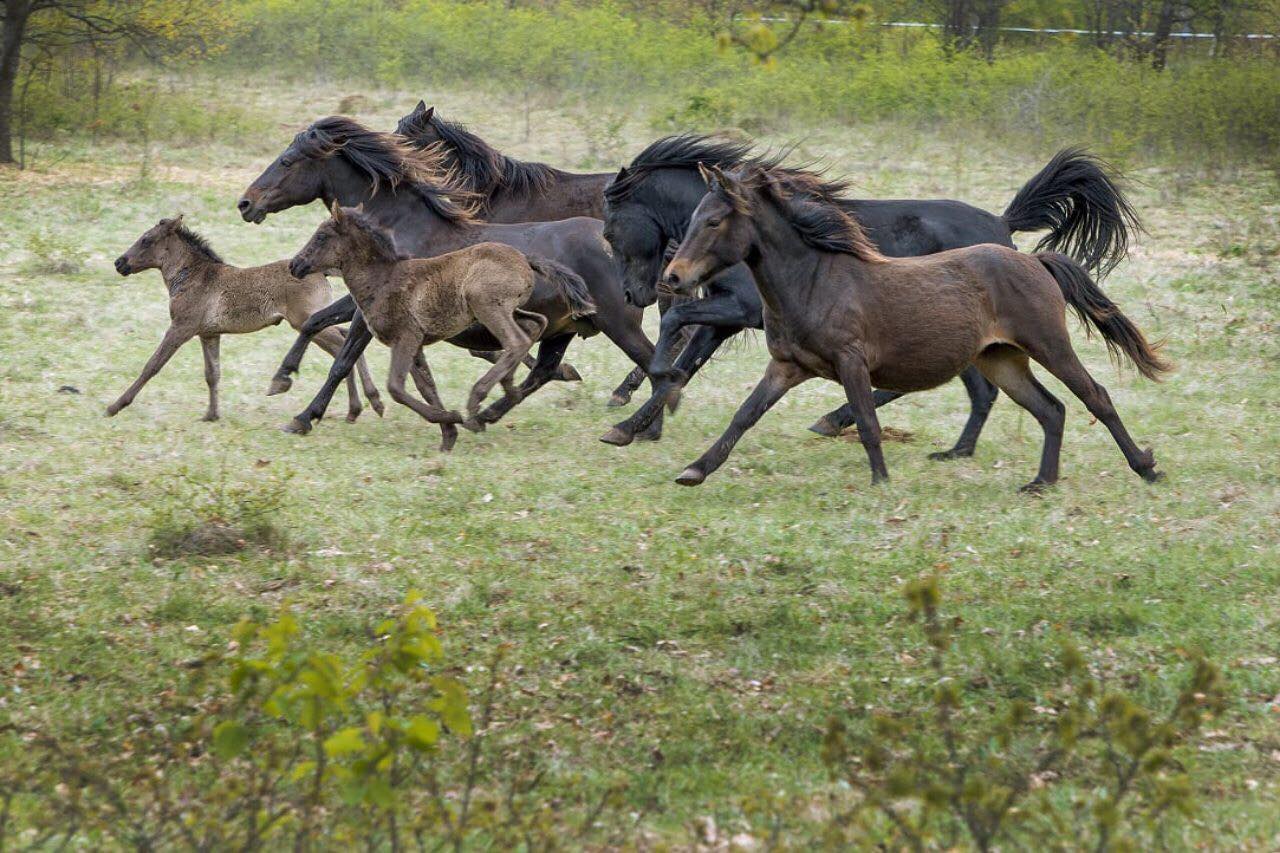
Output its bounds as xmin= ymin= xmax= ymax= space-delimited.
xmin=108 ymin=216 xmax=379 ymax=423
xmin=662 ymin=165 xmax=1170 ymax=491
xmin=289 ymin=203 xmax=596 ymax=449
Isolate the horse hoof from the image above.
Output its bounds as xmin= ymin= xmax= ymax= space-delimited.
xmin=635 ymin=428 xmax=662 ymax=443
xmin=607 ymin=391 xmax=631 ymax=408
xmin=462 ymin=417 xmax=485 ymax=434
xmin=1019 ymin=480 xmax=1051 ymax=495
xmin=369 ymin=396 xmax=385 ymax=417
xmin=675 ymin=467 xmax=705 ymax=486
xmin=928 ymin=448 xmax=973 ymax=461
xmin=599 ymin=426 xmax=634 ymax=447
xmin=556 ymin=364 xmax=583 ymax=382
xmin=266 ymin=376 xmax=292 ymax=396
xmin=1141 ymin=468 xmax=1164 ymax=484
xmin=807 ymin=417 xmax=842 ymax=438
xmin=202 ymin=413 xmax=220 ymax=423
xmin=282 ymin=417 xmax=311 ymax=435
xmin=664 ymin=388 xmax=683 ymax=414
xmin=346 ymin=410 xmax=361 ymax=424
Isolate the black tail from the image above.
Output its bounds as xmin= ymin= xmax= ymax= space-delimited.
xmin=1003 ymin=148 xmax=1141 ymax=279
xmin=1038 ymin=253 xmax=1171 ymax=381
xmin=528 ymin=256 xmax=595 ymax=319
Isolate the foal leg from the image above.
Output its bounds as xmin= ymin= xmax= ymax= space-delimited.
xmin=385 ymin=340 xmax=464 ymax=440
xmin=106 ymin=326 xmax=193 ymax=417
xmin=462 ymin=308 xmax=541 ymax=430
xmin=475 ymin=334 xmax=575 ymax=427
xmin=973 ymin=347 xmax=1065 ymax=492
xmin=1027 ymin=339 xmax=1161 ymax=483
xmin=410 ymin=351 xmax=458 ymax=453
xmin=835 ymin=354 xmax=890 ymax=485
xmin=285 ymin=313 xmax=371 ymax=434
xmin=200 ymin=335 xmax=221 ymax=422
xmin=676 ymin=359 xmax=811 ymax=486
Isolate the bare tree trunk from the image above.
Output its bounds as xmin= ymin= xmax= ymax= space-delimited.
xmin=1150 ymin=0 xmax=1176 ymax=70
xmin=0 ymin=0 xmax=34 ymax=164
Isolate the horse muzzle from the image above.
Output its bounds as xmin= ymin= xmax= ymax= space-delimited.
xmin=114 ymin=256 xmax=133 ymax=276
xmin=288 ymin=258 xmax=312 ymax=279
xmin=237 ymin=195 xmax=268 ymax=224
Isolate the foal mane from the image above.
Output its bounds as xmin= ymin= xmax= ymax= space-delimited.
xmin=605 ymin=134 xmax=850 ymax=205
xmin=297 ymin=116 xmax=481 ymax=226
xmin=738 ymin=167 xmax=885 ymax=262
xmin=342 ymin=208 xmax=403 ymax=263
xmin=421 ymin=112 xmax=556 ymax=202
xmin=172 ymin=224 xmax=223 ymax=264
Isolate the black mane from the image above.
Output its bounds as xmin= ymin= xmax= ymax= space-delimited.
xmin=424 ymin=112 xmax=557 ymax=202
xmin=605 ymin=134 xmax=850 ymax=205
xmin=297 ymin=116 xmax=480 ymax=226
xmin=174 ymin=224 xmax=223 ymax=263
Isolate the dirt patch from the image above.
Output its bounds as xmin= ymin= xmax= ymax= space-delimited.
xmin=838 ymin=426 xmax=915 ymax=443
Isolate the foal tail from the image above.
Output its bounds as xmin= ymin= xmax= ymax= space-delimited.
xmin=1003 ymin=148 xmax=1141 ymax=278
xmin=528 ymin=256 xmax=596 ymax=319
xmin=1038 ymin=252 xmax=1171 ymax=381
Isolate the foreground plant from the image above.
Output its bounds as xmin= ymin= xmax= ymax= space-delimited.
xmin=0 ymin=593 xmax=597 ymax=850
xmin=819 ymin=576 xmax=1227 ymax=851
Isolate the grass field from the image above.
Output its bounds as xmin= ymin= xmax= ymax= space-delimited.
xmin=1 ymin=78 xmax=1278 ymax=846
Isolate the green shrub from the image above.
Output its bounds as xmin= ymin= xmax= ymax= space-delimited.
xmin=815 ymin=576 xmax=1228 ymax=850
xmin=147 ymin=465 xmax=290 ymax=559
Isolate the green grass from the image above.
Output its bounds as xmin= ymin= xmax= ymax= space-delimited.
xmin=0 ymin=80 xmax=1278 ymax=847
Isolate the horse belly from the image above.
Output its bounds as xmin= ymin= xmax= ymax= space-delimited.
xmin=869 ymin=324 xmax=986 ymax=392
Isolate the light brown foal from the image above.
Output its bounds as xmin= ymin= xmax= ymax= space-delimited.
xmin=109 ymin=216 xmax=380 ymax=422
xmin=290 ymin=203 xmax=593 ymax=449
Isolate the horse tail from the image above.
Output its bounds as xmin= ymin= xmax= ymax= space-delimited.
xmin=528 ymin=256 xmax=595 ymax=319
xmin=1038 ymin=252 xmax=1171 ymax=381
xmin=1002 ymin=148 xmax=1141 ymax=278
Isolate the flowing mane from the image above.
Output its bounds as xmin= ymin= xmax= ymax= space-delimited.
xmin=342 ymin=208 xmax=403 ymax=263
xmin=296 ymin=116 xmax=481 ymax=226
xmin=605 ymin=134 xmax=850 ymax=205
xmin=737 ymin=166 xmax=885 ymax=262
xmin=173 ymin=224 xmax=223 ymax=263
xmin=418 ymin=112 xmax=557 ymax=202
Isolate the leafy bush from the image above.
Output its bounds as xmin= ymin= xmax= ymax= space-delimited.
xmin=0 ymin=594 xmax=605 ymax=849
xmin=20 ymin=230 xmax=88 ymax=276
xmin=816 ymin=576 xmax=1228 ymax=850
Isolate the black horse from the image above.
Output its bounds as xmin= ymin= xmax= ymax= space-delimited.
xmin=236 ymin=117 xmax=660 ymax=439
xmin=599 ymin=136 xmax=1140 ymax=451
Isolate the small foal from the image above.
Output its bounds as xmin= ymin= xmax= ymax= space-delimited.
xmin=109 ymin=216 xmax=380 ymax=422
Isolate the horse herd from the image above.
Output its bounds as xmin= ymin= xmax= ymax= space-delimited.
xmin=108 ymin=101 xmax=1168 ymax=492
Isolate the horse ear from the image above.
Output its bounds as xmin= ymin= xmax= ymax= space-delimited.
xmin=414 ymin=99 xmax=427 ymax=114
xmin=614 ymin=165 xmax=629 ymax=181
xmin=697 ymin=162 xmax=719 ymax=190
xmin=353 ymin=203 xmax=365 ymax=215
xmin=330 ymin=200 xmax=344 ymax=222
xmin=170 ymin=213 xmax=184 ymax=229
xmin=422 ymin=106 xmax=434 ymax=122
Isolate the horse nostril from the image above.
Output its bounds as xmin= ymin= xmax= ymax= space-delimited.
xmin=665 ymin=271 xmax=681 ymax=287
xmin=623 ymin=290 xmax=634 ymax=305
xmin=236 ymin=198 xmax=251 ymax=213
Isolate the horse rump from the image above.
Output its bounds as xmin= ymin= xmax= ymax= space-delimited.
xmin=527 ymin=255 xmax=596 ymax=319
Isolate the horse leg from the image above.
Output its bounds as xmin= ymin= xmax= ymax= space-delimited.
xmin=1024 ymin=337 xmax=1161 ymax=482
xmin=284 ymin=312 xmax=371 ymax=435
xmin=409 ymin=350 xmax=459 ymax=453
xmin=808 ymin=391 xmax=903 ymax=438
xmin=592 ymin=309 xmax=664 ymax=440
xmin=200 ymin=335 xmax=221 ymax=422
xmin=475 ymin=334 xmax=575 ymax=427
xmin=973 ymin=346 xmax=1065 ymax=492
xmin=106 ymin=325 xmax=193 ymax=417
xmin=835 ymin=353 xmax=890 ymax=485
xmin=601 ymin=290 xmax=753 ymax=446
xmin=385 ymin=339 xmax=464 ymax=441
xmin=927 ymin=366 xmax=1000 ymax=461
xmin=269 ymin=295 xmax=356 ymax=396
xmin=310 ymin=326 xmax=365 ymax=423
xmin=607 ymin=292 xmax=673 ymax=407
xmin=676 ymin=358 xmax=811 ymax=486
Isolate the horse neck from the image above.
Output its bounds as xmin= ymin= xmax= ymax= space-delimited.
xmin=322 ymin=163 xmax=460 ymax=257
xmin=742 ymin=202 xmax=835 ymax=319
xmin=645 ymin=169 xmax=714 ymax=242
xmin=159 ymin=239 xmax=218 ymax=297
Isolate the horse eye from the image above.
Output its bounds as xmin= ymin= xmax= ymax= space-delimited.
xmin=706 ymin=218 xmax=724 ymax=228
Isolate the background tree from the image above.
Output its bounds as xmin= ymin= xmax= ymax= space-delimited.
xmin=0 ymin=0 xmax=226 ymax=165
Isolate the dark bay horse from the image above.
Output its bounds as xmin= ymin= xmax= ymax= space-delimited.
xmin=236 ymin=117 xmax=660 ymax=438
xmin=600 ymin=136 xmax=1141 ymax=450
xmin=395 ymin=101 xmax=612 ymax=220
xmin=662 ymin=164 xmax=1168 ymax=491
